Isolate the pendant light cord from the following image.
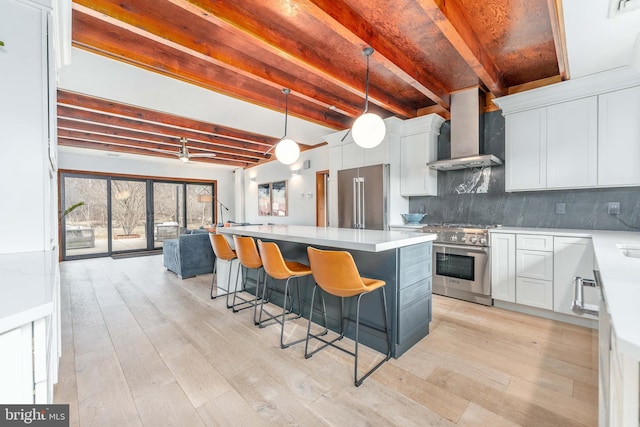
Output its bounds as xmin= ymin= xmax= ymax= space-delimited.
xmin=283 ymin=88 xmax=289 ymax=138
xmin=364 ymin=52 xmax=370 ymax=114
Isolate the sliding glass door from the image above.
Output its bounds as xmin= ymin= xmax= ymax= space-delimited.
xmin=61 ymin=173 xmax=215 ymax=260
xmin=153 ymin=182 xmax=184 ymax=247
xmin=111 ymin=179 xmax=147 ymax=252
xmin=63 ymin=175 xmax=108 ymax=257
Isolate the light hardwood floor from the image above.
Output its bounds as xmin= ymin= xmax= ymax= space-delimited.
xmin=54 ymin=255 xmax=598 ymax=426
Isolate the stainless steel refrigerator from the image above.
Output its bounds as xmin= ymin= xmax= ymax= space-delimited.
xmin=337 ymin=164 xmax=389 ymax=230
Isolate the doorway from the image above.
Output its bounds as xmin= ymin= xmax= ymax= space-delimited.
xmin=316 ymin=170 xmax=329 ymax=227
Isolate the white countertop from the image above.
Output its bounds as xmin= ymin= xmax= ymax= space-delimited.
xmin=491 ymin=227 xmax=640 ymax=360
xmin=218 ymin=225 xmax=436 ymax=252
xmin=0 ymin=250 xmax=56 ymax=335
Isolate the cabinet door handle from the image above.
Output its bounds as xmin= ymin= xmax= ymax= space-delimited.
xmin=572 ymin=276 xmax=599 ymax=316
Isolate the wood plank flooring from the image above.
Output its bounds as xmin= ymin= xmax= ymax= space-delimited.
xmin=54 ymin=255 xmax=598 ymax=426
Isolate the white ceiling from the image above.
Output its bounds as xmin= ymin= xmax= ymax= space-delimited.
xmin=563 ymin=0 xmax=640 ymax=78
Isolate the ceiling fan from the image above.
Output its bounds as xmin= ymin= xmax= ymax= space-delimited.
xmin=146 ymin=137 xmax=217 ymax=162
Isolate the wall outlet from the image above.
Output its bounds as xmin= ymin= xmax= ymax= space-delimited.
xmin=555 ymin=203 xmax=566 ymax=215
xmin=607 ymin=202 xmax=620 ymax=215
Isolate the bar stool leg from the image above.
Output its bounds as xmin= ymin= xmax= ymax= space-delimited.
xmin=256 ymin=273 xmax=296 ymax=329
xmin=230 ymin=265 xmax=260 ymax=313
xmin=353 ymin=287 xmax=391 ymax=387
xmin=280 ymin=276 xmax=317 ymax=348
xmin=210 ymin=258 xmax=218 ymax=299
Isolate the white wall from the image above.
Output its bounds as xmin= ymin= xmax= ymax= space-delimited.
xmin=243 ymin=146 xmax=329 ymax=225
xmin=58 ymin=147 xmax=237 ymax=222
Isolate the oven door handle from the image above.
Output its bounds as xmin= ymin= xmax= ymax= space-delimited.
xmin=434 ymin=243 xmax=488 ymax=253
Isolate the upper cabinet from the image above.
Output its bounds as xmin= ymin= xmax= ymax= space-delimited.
xmin=399 ymin=115 xmax=444 ymax=196
xmin=505 ymin=97 xmax=598 ymax=191
xmin=598 ymin=86 xmax=640 ymax=187
xmin=546 ymin=97 xmax=598 ymax=188
xmin=505 ymin=108 xmax=547 ymax=191
xmin=495 ymin=68 xmax=640 ymax=192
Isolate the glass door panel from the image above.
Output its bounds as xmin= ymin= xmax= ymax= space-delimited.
xmin=111 ymin=179 xmax=147 ymax=252
xmin=153 ymin=182 xmax=184 ymax=247
xmin=187 ymin=184 xmax=215 ymax=230
xmin=63 ymin=176 xmax=108 ymax=257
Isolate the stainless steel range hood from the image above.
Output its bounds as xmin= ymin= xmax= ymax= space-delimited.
xmin=427 ymin=88 xmax=503 ymax=171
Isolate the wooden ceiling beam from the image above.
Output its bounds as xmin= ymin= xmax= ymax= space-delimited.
xmin=57 ymin=105 xmax=276 ymax=156
xmin=72 ymin=2 xmax=362 ymax=118
xmin=71 ymin=9 xmax=351 ymax=130
xmin=58 ymin=90 xmax=280 ymax=147
xmin=166 ymin=0 xmax=417 ymax=118
xmin=57 ymin=128 xmax=263 ymax=162
xmin=59 ymin=132 xmax=254 ymax=165
xmin=416 ymin=0 xmax=506 ymax=96
xmin=58 ymin=138 xmax=248 ymax=167
xmin=304 ymin=0 xmax=450 ymax=110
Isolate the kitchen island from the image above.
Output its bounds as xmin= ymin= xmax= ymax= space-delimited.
xmin=218 ymin=225 xmax=437 ymax=357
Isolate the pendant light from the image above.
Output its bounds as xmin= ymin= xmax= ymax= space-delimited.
xmin=352 ymin=47 xmax=386 ymax=149
xmin=274 ymin=88 xmax=300 ymax=165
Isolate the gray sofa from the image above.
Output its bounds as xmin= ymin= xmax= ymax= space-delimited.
xmin=162 ymin=230 xmax=215 ymax=279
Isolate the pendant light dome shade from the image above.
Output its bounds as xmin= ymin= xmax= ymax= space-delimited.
xmin=352 ymin=112 xmax=386 ymax=148
xmin=352 ymin=47 xmax=385 ymax=149
xmin=275 ymin=138 xmax=300 ymax=165
xmin=271 ymin=88 xmax=300 ymax=165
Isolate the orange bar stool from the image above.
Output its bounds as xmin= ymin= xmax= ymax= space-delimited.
xmin=208 ymin=233 xmax=238 ymax=304
xmin=257 ymin=240 xmax=327 ymax=348
xmin=305 ymin=246 xmax=391 ymax=387
xmin=232 ymin=235 xmax=264 ymax=316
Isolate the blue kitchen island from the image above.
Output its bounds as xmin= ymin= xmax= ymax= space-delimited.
xmin=218 ymin=225 xmax=436 ymax=358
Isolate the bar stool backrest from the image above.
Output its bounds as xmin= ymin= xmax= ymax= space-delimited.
xmin=233 ymin=235 xmax=263 ymax=269
xmin=307 ymin=247 xmax=367 ymax=298
xmin=257 ymin=240 xmax=291 ymax=280
xmin=210 ymin=233 xmax=236 ymax=261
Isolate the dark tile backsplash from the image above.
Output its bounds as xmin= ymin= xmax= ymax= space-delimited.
xmin=408 ymin=110 xmax=640 ymax=231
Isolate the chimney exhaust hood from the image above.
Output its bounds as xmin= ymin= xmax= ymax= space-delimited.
xmin=427 ymin=87 xmax=502 ymax=171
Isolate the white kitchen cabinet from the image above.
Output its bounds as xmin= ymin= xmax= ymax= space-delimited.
xmin=491 ymin=233 xmax=516 ymax=302
xmin=340 ymin=135 xmax=389 ymax=170
xmin=598 ymin=85 xmax=640 ymax=187
xmin=546 ymin=97 xmax=598 ymax=188
xmin=505 ymin=97 xmax=599 ymax=192
xmin=516 ymin=250 xmax=553 ymax=281
xmin=553 ymin=237 xmax=597 ymax=318
xmin=400 ymin=133 xmax=438 ymax=196
xmin=505 ymin=108 xmax=546 ymax=191
xmin=515 ymin=243 xmax=553 ymax=310
xmin=515 ymin=277 xmax=553 ymax=310
xmin=515 ymin=234 xmax=553 ymax=309
xmin=516 ymin=234 xmax=553 ymax=252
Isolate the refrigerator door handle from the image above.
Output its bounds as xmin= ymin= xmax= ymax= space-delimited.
xmin=360 ymin=178 xmax=365 ymax=229
xmin=352 ymin=177 xmax=358 ymax=228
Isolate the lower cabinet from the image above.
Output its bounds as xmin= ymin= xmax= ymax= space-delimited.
xmin=515 ymin=277 xmax=553 ymax=310
xmin=553 ymin=236 xmax=596 ymax=317
xmin=491 ymin=233 xmax=515 ymax=302
xmin=491 ymin=232 xmax=595 ymax=318
xmin=0 ymin=317 xmax=53 ymax=404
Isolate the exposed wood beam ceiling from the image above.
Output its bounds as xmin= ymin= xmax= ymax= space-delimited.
xmin=64 ymin=0 xmax=567 ymax=166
